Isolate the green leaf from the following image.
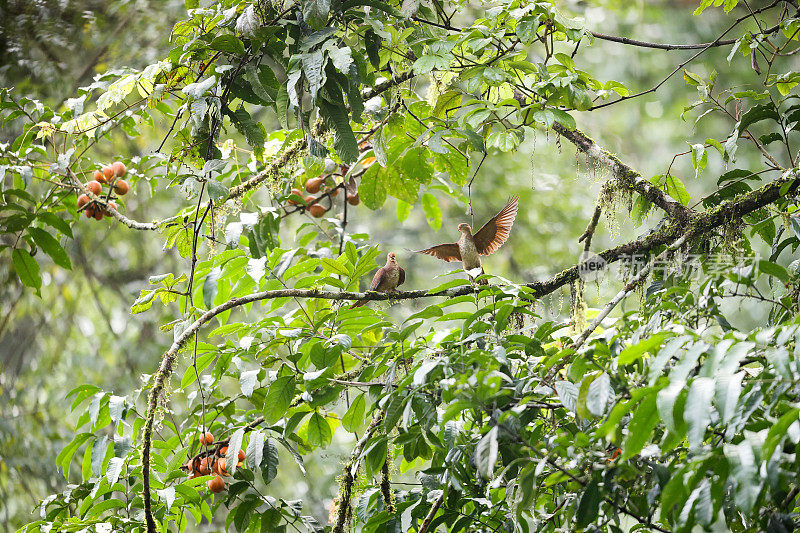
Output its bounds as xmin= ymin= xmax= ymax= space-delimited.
xmin=246 ymin=430 xmax=265 ymax=470
xmin=359 ymin=163 xmax=389 ymax=209
xmin=207 ymin=180 xmax=229 ymax=202
xmin=12 ymin=248 xmax=41 ymax=290
xmin=27 ymin=227 xmax=71 ymax=269
xmin=319 ymin=100 xmax=359 ymax=163
xmin=37 ymin=212 xmax=73 ymax=238
xmin=365 ymin=437 xmax=388 ymax=475
xmin=575 ymin=478 xmax=601 ymax=527
xmin=228 ymin=105 xmax=265 ymax=152
xmin=762 ymin=408 xmax=799 ymax=461
xmin=622 ymin=392 xmax=659 ymax=459
xmin=738 ymin=103 xmax=780 ymax=135
xmin=307 ymin=412 xmax=332 ymax=447
xmin=210 ymin=35 xmax=246 ymax=56
xmin=685 ymin=377 xmax=714 ymax=449
xmin=91 ymin=436 xmax=107 ymax=477
xmin=261 ymin=438 xmax=279 ymax=484
xmin=56 ymin=433 xmax=93 ymax=480
xmin=400 ymin=146 xmax=433 ymax=185
xmin=663 ymin=175 xmax=691 ymax=205
xmin=302 ymin=0 xmax=331 ymax=30
xmin=202 ymin=267 xmax=220 ymax=308
xmin=618 ymin=332 xmax=671 ymax=365
xmin=421 ymin=193 xmax=441 ymax=231
xmin=342 ymin=393 xmax=366 ymax=432
xmin=264 ymin=375 xmax=296 ymax=424
xmin=758 ymin=260 xmax=790 ymax=283
xmin=226 ymin=428 xmax=244 ymax=476
xmin=432 ymin=151 xmax=469 ymax=185
xmin=474 ymin=426 xmax=498 ymax=479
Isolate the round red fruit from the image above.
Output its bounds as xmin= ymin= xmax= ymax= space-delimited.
xmin=112 ymin=161 xmax=126 ymax=177
xmin=113 ymin=180 xmax=129 ymax=195
xmin=208 ymin=475 xmax=225 ymax=493
xmin=309 ymin=204 xmax=327 ymax=218
xmin=200 ymin=432 xmax=214 ymax=445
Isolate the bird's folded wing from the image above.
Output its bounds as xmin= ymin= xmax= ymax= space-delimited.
xmin=369 ymin=267 xmax=387 ymax=290
xmin=398 ymin=266 xmax=405 ymax=286
xmin=473 ymin=197 xmax=519 ymax=255
xmin=412 ymin=243 xmax=462 ymax=262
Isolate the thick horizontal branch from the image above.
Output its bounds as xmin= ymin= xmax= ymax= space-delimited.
xmin=551 ymin=122 xmax=694 ymax=220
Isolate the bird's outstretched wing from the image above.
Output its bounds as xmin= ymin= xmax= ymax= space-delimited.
xmin=412 ymin=243 xmax=462 ymax=262
xmin=472 ymin=197 xmax=519 ymax=255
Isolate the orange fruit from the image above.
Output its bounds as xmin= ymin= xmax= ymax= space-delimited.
xmin=102 ymin=166 xmax=114 ymax=181
xmin=87 ymin=180 xmax=102 ymax=195
xmin=309 ymin=204 xmax=327 ymax=218
xmin=207 ymin=475 xmax=225 ymax=493
xmin=77 ymin=194 xmax=90 ymax=208
xmin=105 ymin=201 xmax=117 ymax=217
xmin=112 ymin=161 xmax=126 ymax=177
xmin=113 ymin=180 xmax=129 ymax=195
xmin=305 ymin=176 xmax=323 ymax=193
xmin=237 ymin=449 xmax=245 ymax=462
xmin=326 ymin=186 xmax=340 ymax=197
xmin=288 ymin=188 xmax=303 ymax=205
xmin=93 ymin=208 xmax=104 ymax=221
xmin=347 ymin=193 xmax=360 ymax=206
xmin=93 ymin=170 xmax=106 ymax=184
xmin=200 ymin=432 xmax=214 ymax=445
xmin=84 ymin=204 xmax=95 ymax=218
xmin=214 ymin=457 xmax=229 ymax=476
xmin=219 ymin=446 xmax=228 ymax=456
xmin=197 ymin=457 xmax=212 ymax=475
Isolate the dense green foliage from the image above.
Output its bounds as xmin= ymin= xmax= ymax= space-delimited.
xmin=3 ymin=0 xmax=800 ymax=531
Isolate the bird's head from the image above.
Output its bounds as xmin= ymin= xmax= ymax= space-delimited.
xmin=457 ymin=223 xmax=472 ymax=234
xmin=387 ymin=252 xmax=397 ymax=264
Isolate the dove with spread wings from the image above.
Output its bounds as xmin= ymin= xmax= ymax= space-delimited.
xmin=413 ymin=198 xmax=518 ymax=283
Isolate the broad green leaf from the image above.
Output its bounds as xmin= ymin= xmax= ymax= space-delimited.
xmin=307 ymin=412 xmax=332 ymax=447
xmin=210 ymin=35 xmax=246 ymax=55
xmin=12 ymin=248 xmax=41 ymax=290
xmin=618 ymin=332 xmax=671 ymax=365
xmin=264 ymin=375 xmax=296 ymax=423
xmin=622 ymin=392 xmax=659 ymax=459
xmin=27 ymin=227 xmax=71 ymax=269
xmin=474 ymin=426 xmax=498 ymax=479
xmin=342 ymin=393 xmax=366 ymax=432
xmin=575 ymin=478 xmax=601 ymax=527
xmin=685 ymin=377 xmax=714 ymax=449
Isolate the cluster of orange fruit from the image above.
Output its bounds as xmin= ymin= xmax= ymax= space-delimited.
xmin=76 ymin=161 xmax=130 ymax=220
xmin=287 ymin=173 xmax=360 ymax=218
xmin=186 ymin=432 xmax=246 ymax=493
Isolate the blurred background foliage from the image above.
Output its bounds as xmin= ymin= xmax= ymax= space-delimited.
xmin=0 ymin=0 xmax=777 ymax=529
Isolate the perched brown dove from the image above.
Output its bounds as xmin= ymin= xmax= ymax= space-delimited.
xmin=413 ymin=197 xmax=518 ymax=283
xmin=351 ymin=252 xmax=405 ymax=308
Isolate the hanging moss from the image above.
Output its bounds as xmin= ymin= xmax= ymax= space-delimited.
xmin=570 ymin=280 xmax=588 ymax=333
